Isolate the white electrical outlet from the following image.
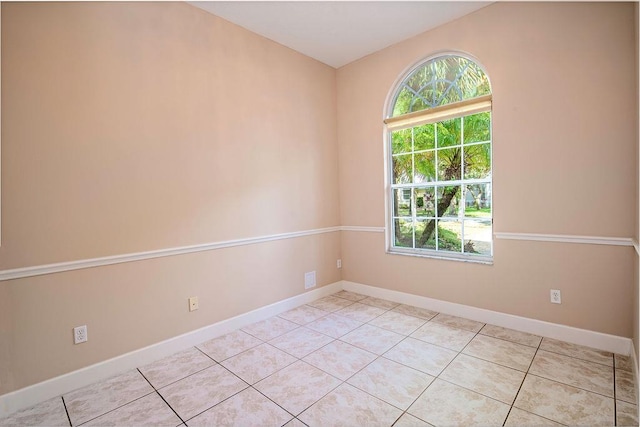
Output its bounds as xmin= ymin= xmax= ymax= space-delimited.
xmin=337 ymin=259 xmax=342 ymax=269
xmin=550 ymin=289 xmax=562 ymax=304
xmin=73 ymin=325 xmax=88 ymax=344
xmin=189 ymin=296 xmax=199 ymax=312
xmin=305 ymin=271 xmax=316 ymax=289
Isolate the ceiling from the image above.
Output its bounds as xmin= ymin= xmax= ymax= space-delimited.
xmin=188 ymin=1 xmax=491 ymax=68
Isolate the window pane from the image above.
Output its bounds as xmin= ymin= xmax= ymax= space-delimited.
xmin=463 ymin=112 xmax=491 ymax=144
xmin=437 ymin=148 xmax=461 ymax=181
xmin=392 ymin=154 xmax=412 ymax=184
xmin=414 ymin=151 xmax=435 ymax=183
xmin=415 ymin=187 xmax=435 ymax=217
xmin=393 ymin=189 xmax=411 ymax=216
xmin=394 ymin=218 xmax=414 ymax=248
xmin=438 ymin=220 xmax=462 ymax=252
xmin=413 ymin=123 xmax=435 ymax=151
xmin=391 ymin=128 xmax=412 ymax=154
xmin=392 ymin=87 xmax=414 ymax=117
xmin=415 ymin=219 xmax=436 ymax=250
xmin=464 ymin=143 xmax=491 ymax=180
xmin=437 ymin=118 xmax=461 ymax=148
xmin=390 ymin=55 xmax=491 ymax=117
xmin=464 ymin=184 xmax=491 ymax=217
xmin=437 ymin=186 xmax=462 ymax=217
xmin=463 ymin=220 xmax=492 ymax=256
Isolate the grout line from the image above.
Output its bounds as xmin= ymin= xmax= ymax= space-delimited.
xmin=613 ymin=355 xmax=618 ymax=426
xmin=181 ymin=384 xmax=249 ymax=424
xmin=60 ymin=396 xmax=72 ymax=427
xmin=155 ymin=390 xmax=186 ymax=426
xmin=137 ymin=368 xmax=186 ymax=425
xmin=504 ymin=334 xmax=543 ymax=426
xmin=250 ymin=386 xmax=298 ymax=420
xmin=193 ymin=345 xmax=217 ymax=363
xmin=525 ymin=372 xmax=616 ymax=400
xmin=137 ymin=356 xmax=216 ymax=391
xmin=476 ymin=330 xmax=542 ymax=350
xmin=71 ymin=389 xmax=157 ymax=426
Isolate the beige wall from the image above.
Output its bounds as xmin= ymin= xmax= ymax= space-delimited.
xmin=0 ymin=2 xmax=340 ymax=394
xmin=0 ymin=2 xmax=339 ymax=269
xmin=338 ymin=2 xmax=636 ymax=337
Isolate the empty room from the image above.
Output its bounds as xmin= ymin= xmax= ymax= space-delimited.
xmin=0 ymin=1 xmax=638 ymax=426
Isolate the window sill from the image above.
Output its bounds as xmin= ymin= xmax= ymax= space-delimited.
xmin=386 ymin=247 xmax=493 ymax=265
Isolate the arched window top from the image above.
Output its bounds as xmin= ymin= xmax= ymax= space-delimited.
xmin=390 ymin=55 xmax=491 ymax=118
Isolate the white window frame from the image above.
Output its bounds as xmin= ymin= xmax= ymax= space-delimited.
xmin=383 ymin=53 xmax=493 ymax=264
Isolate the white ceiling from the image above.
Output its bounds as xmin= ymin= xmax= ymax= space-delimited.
xmin=188 ymin=1 xmax=491 ymax=68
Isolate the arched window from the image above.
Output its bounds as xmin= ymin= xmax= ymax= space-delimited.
xmin=385 ymin=54 xmax=492 ymax=262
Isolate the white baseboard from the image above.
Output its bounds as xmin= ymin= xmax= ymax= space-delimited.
xmin=0 ymin=282 xmax=342 ymax=418
xmin=342 ymin=281 xmax=632 ymax=356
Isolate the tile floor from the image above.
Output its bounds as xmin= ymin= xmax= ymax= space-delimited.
xmin=1 ymin=290 xmax=638 ymax=426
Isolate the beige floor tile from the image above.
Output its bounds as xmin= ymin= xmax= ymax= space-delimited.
xmin=186 ymin=387 xmax=292 ymax=426
xmin=540 ymin=337 xmax=613 ymax=366
xmin=393 ymin=413 xmax=433 ymax=427
xmin=278 ymin=305 xmax=330 ymax=325
xmin=615 ymin=354 xmax=634 ymax=372
xmin=514 ymin=375 xmax=614 ymax=426
xmin=616 ymin=400 xmax=639 ymax=427
xmin=410 ymin=321 xmax=475 ymax=352
xmin=139 ymin=347 xmax=215 ymax=389
xmin=503 ymin=407 xmax=563 ymax=426
xmin=307 ymin=296 xmax=354 ymax=312
xmin=347 ymin=357 xmax=434 ymax=410
xmin=197 ymin=330 xmax=262 ymax=362
xmin=268 ymin=327 xmax=334 ymax=358
xmin=479 ymin=324 xmax=542 ymax=348
xmin=408 ymin=379 xmax=510 ymax=426
xmin=84 ymin=393 xmax=181 ymax=427
xmin=392 ymin=305 xmax=438 ymax=320
xmin=360 ymin=296 xmax=400 ymax=310
xmin=158 ymin=365 xmax=247 ymax=421
xmin=64 ymin=370 xmax=154 ymax=425
xmin=303 ymin=340 xmax=376 ymax=380
xmin=368 ymin=311 xmax=426 ymax=335
xmin=439 ymin=354 xmax=525 ymax=404
xmin=221 ymin=343 xmax=296 ymax=384
xmin=255 ymin=360 xmax=342 ymax=415
xmin=335 ymin=302 xmax=386 ymax=322
xmin=340 ymin=324 xmax=404 ymax=355
xmin=299 ymin=383 xmax=402 ymax=427
xmin=0 ymin=397 xmax=69 ymax=427
xmin=463 ymin=334 xmax=536 ymax=371
xmin=432 ymin=313 xmax=484 ymax=333
xmin=383 ymin=337 xmax=457 ymax=376
xmin=241 ymin=316 xmax=300 ymax=341
xmin=333 ymin=290 xmax=368 ymax=302
xmin=305 ymin=313 xmax=362 ymax=338
xmin=616 ymin=369 xmax=637 ymax=404
xmin=529 ymin=350 xmax=613 ymax=397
